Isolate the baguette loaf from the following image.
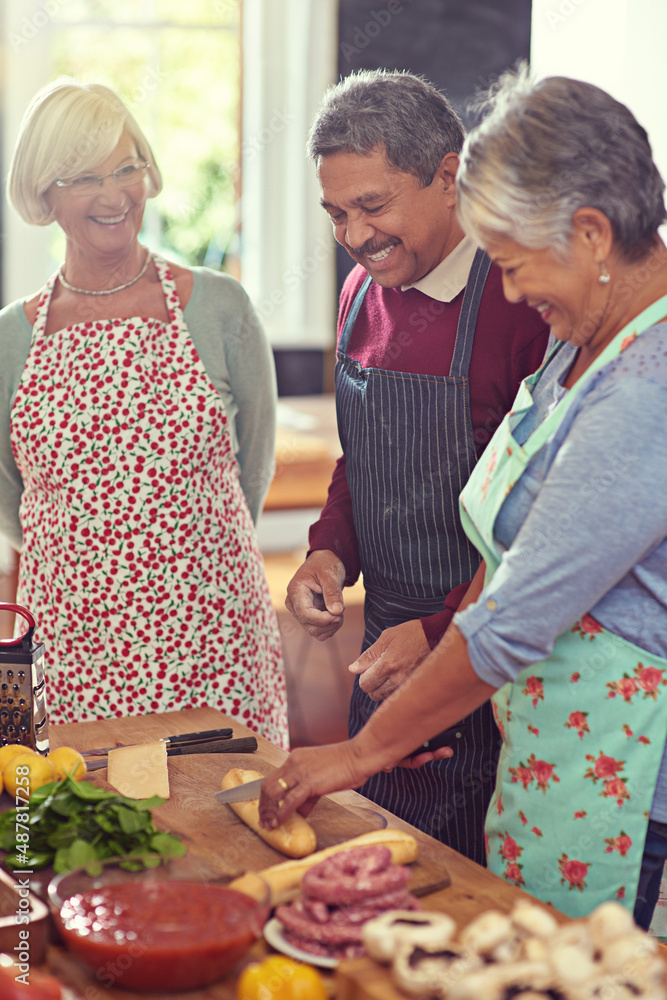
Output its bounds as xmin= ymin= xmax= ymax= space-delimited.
xmin=220 ymin=768 xmax=317 ymax=859
xmin=230 ymin=828 xmax=419 ymax=904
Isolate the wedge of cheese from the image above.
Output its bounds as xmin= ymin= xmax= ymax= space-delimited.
xmin=107 ymin=740 xmax=170 ymax=799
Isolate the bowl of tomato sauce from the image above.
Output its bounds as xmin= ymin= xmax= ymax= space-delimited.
xmin=47 ymin=857 xmax=270 ymax=993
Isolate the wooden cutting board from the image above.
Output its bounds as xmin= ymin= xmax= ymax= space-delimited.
xmin=281 ymin=797 xmax=451 ymax=897
xmin=50 ymin=708 xmax=451 ymax=897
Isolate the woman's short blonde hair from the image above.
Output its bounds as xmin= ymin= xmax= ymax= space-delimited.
xmin=7 ymin=78 xmax=163 ymax=226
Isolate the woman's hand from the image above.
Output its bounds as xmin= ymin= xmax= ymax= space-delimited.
xmin=258 ymin=741 xmax=374 ymax=830
xmin=257 ymin=735 xmax=456 ymax=831
xmin=349 ymin=620 xmax=431 ymax=701
xmin=260 ymin=615 xmax=497 ymax=829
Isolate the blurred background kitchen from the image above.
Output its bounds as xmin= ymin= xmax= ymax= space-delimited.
xmin=0 ymin=0 xmax=663 ymax=748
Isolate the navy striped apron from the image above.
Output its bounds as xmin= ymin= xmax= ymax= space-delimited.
xmin=339 ymin=249 xmax=500 ymax=865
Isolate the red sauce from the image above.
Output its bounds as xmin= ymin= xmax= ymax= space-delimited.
xmin=56 ymin=880 xmax=265 ymax=993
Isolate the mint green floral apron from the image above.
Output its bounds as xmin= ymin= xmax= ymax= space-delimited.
xmin=459 ymin=295 xmax=667 ymax=917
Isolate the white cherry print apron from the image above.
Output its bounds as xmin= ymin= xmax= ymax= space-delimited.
xmin=459 ymin=295 xmax=667 ymax=916
xmin=10 ymin=253 xmax=288 ymax=747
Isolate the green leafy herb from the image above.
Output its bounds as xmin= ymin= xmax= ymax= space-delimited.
xmin=0 ymin=777 xmax=185 ymax=872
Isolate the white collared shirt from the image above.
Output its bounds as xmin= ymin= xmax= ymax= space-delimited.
xmin=401 ymin=233 xmax=479 ymax=302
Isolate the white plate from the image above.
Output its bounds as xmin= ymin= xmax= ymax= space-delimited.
xmin=263 ymin=916 xmax=339 ymax=969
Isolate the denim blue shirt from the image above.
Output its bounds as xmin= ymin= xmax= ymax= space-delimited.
xmin=455 ymin=322 xmax=667 ymax=819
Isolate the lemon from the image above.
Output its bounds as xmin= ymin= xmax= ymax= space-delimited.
xmin=4 ymin=754 xmax=56 ymax=799
xmin=47 ymin=746 xmax=87 ymax=782
xmin=0 ymin=743 xmax=36 ymax=776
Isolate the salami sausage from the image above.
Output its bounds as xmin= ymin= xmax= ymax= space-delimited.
xmin=302 ymin=845 xmax=410 ymax=905
xmin=275 ymin=844 xmax=421 ymax=960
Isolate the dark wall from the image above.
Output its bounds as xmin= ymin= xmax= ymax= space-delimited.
xmin=338 ymin=0 xmax=531 ymax=127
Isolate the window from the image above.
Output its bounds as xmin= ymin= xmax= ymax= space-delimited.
xmin=9 ymin=0 xmax=242 ymax=275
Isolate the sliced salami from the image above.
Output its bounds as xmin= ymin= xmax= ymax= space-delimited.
xmin=302 ymin=844 xmax=410 ymax=904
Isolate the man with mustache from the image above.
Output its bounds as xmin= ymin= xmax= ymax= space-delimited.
xmin=285 ymin=69 xmax=548 ymax=863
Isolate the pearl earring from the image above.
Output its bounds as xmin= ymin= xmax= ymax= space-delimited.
xmin=599 ymin=262 xmax=611 ymax=285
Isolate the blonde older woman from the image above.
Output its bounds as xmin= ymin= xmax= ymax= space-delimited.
xmin=0 ymin=79 xmax=287 ymax=746
xmin=259 ymin=69 xmax=667 ymax=924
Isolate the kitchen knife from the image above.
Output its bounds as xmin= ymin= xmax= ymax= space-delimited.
xmin=81 ymin=728 xmax=234 ymax=757
xmin=214 ymin=776 xmax=265 ymax=804
xmin=85 ymin=736 xmax=258 ymax=771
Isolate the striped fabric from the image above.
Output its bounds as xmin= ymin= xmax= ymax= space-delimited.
xmin=338 ymin=250 xmax=500 ymax=865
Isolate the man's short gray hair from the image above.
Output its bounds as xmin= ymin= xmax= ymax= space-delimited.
xmin=307 ymin=69 xmax=465 ymax=188
xmin=457 ymin=65 xmax=666 ymax=262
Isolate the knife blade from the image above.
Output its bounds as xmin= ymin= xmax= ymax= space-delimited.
xmin=85 ymin=736 xmax=258 ymax=771
xmin=214 ymin=776 xmax=265 ymax=804
xmin=81 ymin=728 xmax=234 ymax=757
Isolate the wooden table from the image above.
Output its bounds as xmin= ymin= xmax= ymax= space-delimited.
xmin=22 ymin=707 xmax=571 ymax=998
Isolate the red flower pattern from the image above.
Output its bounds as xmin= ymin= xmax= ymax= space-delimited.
xmin=603 ymin=777 xmax=631 ymax=806
xmin=608 ymin=663 xmax=667 ymax=703
xmin=607 ymin=677 xmax=639 ymax=702
xmin=509 ymin=754 xmax=559 ymax=793
xmin=584 ymin=752 xmax=625 ymax=782
xmin=500 ymin=834 xmax=522 ymax=861
xmin=564 ymin=710 xmax=590 ymax=738
xmin=503 ymin=862 xmax=525 ymax=887
xmin=10 ymin=258 xmax=288 ymax=745
xmin=572 ymin=614 xmax=604 ymax=640
xmin=636 ymin=664 xmax=666 ymax=698
xmin=523 ymin=676 xmax=544 ymax=707
xmin=558 ymin=855 xmax=590 ymax=892
xmin=531 ymin=756 xmax=560 ymax=791
xmin=604 ymin=832 xmax=632 ymax=857
xmin=511 ymin=765 xmax=534 ymax=790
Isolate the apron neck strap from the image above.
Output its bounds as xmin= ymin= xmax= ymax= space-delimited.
xmin=338 ymin=274 xmax=372 ymax=354
xmin=524 ymin=293 xmax=667 ymax=457
xmin=449 ymin=248 xmax=491 ymax=379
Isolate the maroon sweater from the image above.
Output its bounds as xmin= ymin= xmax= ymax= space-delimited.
xmin=308 ymin=261 xmax=549 ymax=646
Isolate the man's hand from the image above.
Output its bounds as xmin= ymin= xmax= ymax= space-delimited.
xmin=349 ymin=619 xmax=431 ymax=701
xmin=285 ymin=549 xmax=346 ymax=641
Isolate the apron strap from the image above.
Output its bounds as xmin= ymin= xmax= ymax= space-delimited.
xmin=32 ymin=272 xmax=59 ymax=340
xmin=150 ymin=252 xmax=186 ymax=327
xmin=338 ymin=274 xmax=373 ymax=355
xmin=337 ymin=250 xmax=491 ymax=374
xmin=449 ymin=248 xmax=491 ymax=380
xmin=522 ymin=292 xmax=667 ymax=459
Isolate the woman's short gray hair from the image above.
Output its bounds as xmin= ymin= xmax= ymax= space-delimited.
xmin=457 ymin=65 xmax=666 ymax=262
xmin=307 ymin=69 xmax=465 ymax=187
xmin=8 ymin=78 xmax=163 ymax=226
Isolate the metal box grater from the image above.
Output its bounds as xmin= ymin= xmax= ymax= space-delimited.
xmin=0 ymin=603 xmax=48 ymax=754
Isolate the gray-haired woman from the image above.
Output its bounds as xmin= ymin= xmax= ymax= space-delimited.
xmin=0 ymin=78 xmax=287 ymax=745
xmin=260 ymin=68 xmax=667 ymax=925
